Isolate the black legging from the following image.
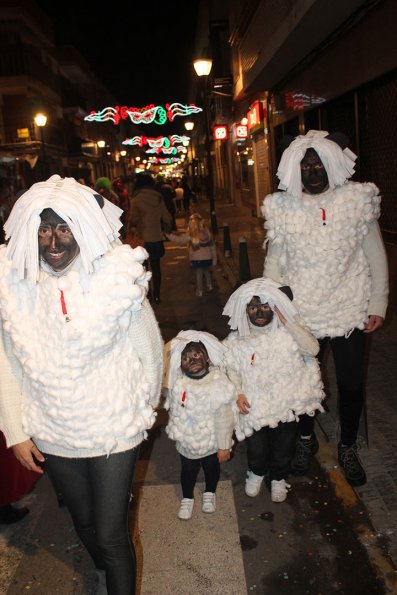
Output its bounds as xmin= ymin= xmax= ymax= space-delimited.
xmin=45 ymin=447 xmax=140 ymax=595
xmin=148 ymin=256 xmax=161 ymax=300
xmin=298 ymin=328 xmax=366 ymax=445
xmin=180 ymin=452 xmax=220 ymax=498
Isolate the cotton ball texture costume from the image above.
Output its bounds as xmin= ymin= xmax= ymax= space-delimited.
xmin=222 ymin=278 xmax=324 ymax=441
xmin=0 ymin=175 xmax=163 ymax=457
xmin=164 ymin=330 xmax=237 ymax=459
xmin=261 ymin=130 xmax=381 ymax=338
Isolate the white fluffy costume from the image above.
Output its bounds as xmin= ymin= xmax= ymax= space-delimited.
xmin=0 ymin=175 xmax=164 ymax=457
xmin=222 ymin=278 xmax=324 ymax=441
xmin=164 ymin=330 xmax=237 ymax=459
xmin=262 ymin=130 xmax=388 ymax=338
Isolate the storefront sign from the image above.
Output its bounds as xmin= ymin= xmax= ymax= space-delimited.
xmin=236 ymin=124 xmax=248 ymax=139
xmin=17 ymin=128 xmax=30 ymax=139
xmin=247 ymin=101 xmax=264 ymax=133
xmin=213 ymin=125 xmax=228 ymax=140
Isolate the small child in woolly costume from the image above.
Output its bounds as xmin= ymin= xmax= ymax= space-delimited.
xmin=222 ymin=277 xmax=324 ymax=503
xmin=163 ymin=330 xmax=237 ymax=520
xmin=166 ymin=212 xmax=217 ymax=297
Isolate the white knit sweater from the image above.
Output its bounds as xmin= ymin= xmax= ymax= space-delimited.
xmin=164 ymin=368 xmax=237 ymax=459
xmin=262 ymin=182 xmax=388 ymax=338
xmin=0 ymin=245 xmax=164 ymax=457
xmin=224 ymin=323 xmax=324 ymax=440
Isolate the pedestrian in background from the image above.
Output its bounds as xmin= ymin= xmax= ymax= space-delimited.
xmin=163 ymin=330 xmax=237 ymax=520
xmin=129 ymin=172 xmax=173 ymax=304
xmin=262 ymin=130 xmax=389 ymax=486
xmin=166 ymin=212 xmax=216 ymax=297
xmin=0 ymin=175 xmax=164 ymax=595
xmin=95 ymin=176 xmax=120 ymax=207
xmin=223 ymin=278 xmax=324 ymax=503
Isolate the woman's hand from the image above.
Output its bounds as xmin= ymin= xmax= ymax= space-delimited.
xmin=237 ymin=394 xmax=250 ymax=414
xmin=12 ymin=440 xmax=45 ymax=474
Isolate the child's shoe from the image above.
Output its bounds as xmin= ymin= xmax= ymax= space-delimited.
xmin=202 ymin=492 xmax=216 ymax=513
xmin=271 ymin=479 xmax=291 ymax=503
xmin=245 ymin=470 xmax=264 ymax=497
xmin=178 ymin=498 xmax=194 ymax=520
xmin=196 ymin=289 xmax=203 ymax=297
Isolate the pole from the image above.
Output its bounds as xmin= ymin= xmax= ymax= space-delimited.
xmin=202 ymin=84 xmax=218 ymax=234
xmin=40 ymin=127 xmax=46 ymax=180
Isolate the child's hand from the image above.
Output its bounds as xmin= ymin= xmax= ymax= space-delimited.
xmin=217 ymin=448 xmax=231 ymax=463
xmin=274 ymin=306 xmax=286 ymax=324
xmin=237 ymin=394 xmax=250 ymax=414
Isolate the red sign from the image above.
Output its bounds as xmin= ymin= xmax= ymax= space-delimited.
xmin=213 ymin=125 xmax=228 ymax=140
xmin=247 ymin=101 xmax=263 ymax=131
xmin=236 ymin=124 xmax=248 ymax=139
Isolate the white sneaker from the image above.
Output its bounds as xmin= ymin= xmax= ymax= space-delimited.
xmin=207 ymin=284 xmax=213 ymax=291
xmin=202 ymin=492 xmax=216 ymax=513
xmin=271 ymin=479 xmax=291 ymax=503
xmin=245 ymin=471 xmax=264 ymax=497
xmin=178 ymin=498 xmax=194 ymax=520
xmin=196 ymin=289 xmax=203 ymax=297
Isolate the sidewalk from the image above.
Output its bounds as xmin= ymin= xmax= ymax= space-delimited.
xmin=210 ymin=196 xmax=397 ymax=569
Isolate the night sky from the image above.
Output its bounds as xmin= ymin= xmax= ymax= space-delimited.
xmin=35 ymin=0 xmax=200 ymax=108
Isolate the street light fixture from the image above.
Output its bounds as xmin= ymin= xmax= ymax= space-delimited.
xmin=192 ymin=55 xmax=217 ymax=233
xmin=34 ymin=112 xmax=47 ymax=180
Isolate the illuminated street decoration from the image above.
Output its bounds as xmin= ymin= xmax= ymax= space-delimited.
xmin=122 ymin=135 xmax=190 ymax=147
xmin=145 ymin=145 xmax=187 ymax=155
xmin=85 ymin=104 xmax=202 ymax=125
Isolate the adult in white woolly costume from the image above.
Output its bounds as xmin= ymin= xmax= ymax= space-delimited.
xmin=163 ymin=330 xmax=237 ymax=520
xmin=0 ymin=175 xmax=164 ymax=594
xmin=223 ymin=278 xmax=324 ymax=503
xmin=262 ymin=130 xmax=389 ymax=488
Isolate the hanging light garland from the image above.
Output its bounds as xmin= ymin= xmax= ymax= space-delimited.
xmin=122 ymin=134 xmax=190 ymax=147
xmin=84 ymin=103 xmax=202 ymax=126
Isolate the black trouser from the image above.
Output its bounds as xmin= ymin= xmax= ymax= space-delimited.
xmin=45 ymin=447 xmax=139 ymax=595
xmin=180 ymin=452 xmax=220 ymax=498
xmin=298 ymin=328 xmax=366 ymax=446
xmin=246 ymin=422 xmax=298 ymax=481
xmin=144 ymin=241 xmax=165 ymax=301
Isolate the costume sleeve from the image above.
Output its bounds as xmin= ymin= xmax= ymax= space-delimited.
xmin=129 ymin=299 xmax=164 ymax=408
xmin=263 ymin=240 xmax=283 ymax=282
xmin=284 ymin=320 xmax=319 ymax=356
xmin=226 ymin=368 xmax=243 ymax=394
xmin=214 ymin=404 xmax=234 ymax=450
xmin=363 ymin=221 xmax=389 ymax=318
xmin=0 ymin=321 xmax=30 ymax=447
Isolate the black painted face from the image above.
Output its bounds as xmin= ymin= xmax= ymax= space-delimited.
xmin=38 ymin=209 xmax=79 ymax=271
xmin=181 ymin=341 xmax=210 ymax=378
xmin=247 ymin=296 xmax=274 ymax=327
xmin=300 ymin=148 xmax=329 ymax=195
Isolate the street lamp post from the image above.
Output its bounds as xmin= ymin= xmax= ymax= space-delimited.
xmin=34 ymin=113 xmax=47 ymax=180
xmin=193 ymin=57 xmax=218 ymax=234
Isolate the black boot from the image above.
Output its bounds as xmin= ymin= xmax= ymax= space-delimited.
xmin=290 ymin=434 xmax=319 ymax=475
xmin=338 ymin=442 xmax=367 ymax=486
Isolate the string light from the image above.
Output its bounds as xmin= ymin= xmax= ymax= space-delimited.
xmin=84 ymin=103 xmax=202 ymax=125
xmin=122 ymin=135 xmax=190 ymax=147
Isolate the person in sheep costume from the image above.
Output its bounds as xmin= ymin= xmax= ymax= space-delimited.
xmin=262 ymin=129 xmax=389 ymax=487
xmin=163 ymin=330 xmax=237 ymax=520
xmin=0 ymin=175 xmax=164 ymax=594
xmin=223 ymin=278 xmax=324 ymax=503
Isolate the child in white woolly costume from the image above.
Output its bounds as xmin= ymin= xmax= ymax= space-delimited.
xmin=223 ymin=278 xmax=324 ymax=503
xmin=0 ymin=175 xmax=164 ymax=593
xmin=262 ymin=130 xmax=389 ymax=487
xmin=166 ymin=212 xmax=217 ymax=297
xmin=163 ymin=330 xmax=237 ymax=520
